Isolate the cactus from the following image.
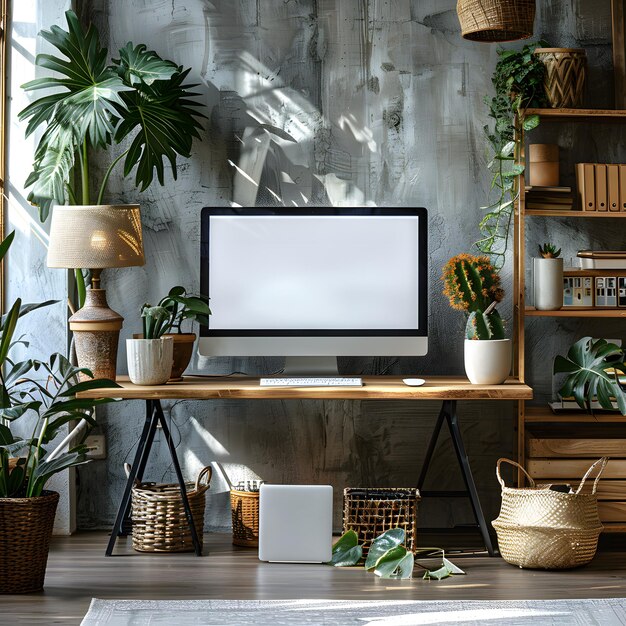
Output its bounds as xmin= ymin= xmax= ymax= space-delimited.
xmin=538 ymin=243 xmax=561 ymax=259
xmin=442 ymin=254 xmax=504 ymax=313
xmin=465 ymin=308 xmax=505 ymax=340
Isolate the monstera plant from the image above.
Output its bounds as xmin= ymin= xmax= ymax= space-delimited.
xmin=554 ymin=337 xmax=626 ymax=415
xmin=19 ymin=10 xmax=205 ymax=221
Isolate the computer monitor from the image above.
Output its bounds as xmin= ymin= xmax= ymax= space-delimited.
xmin=199 ymin=208 xmax=427 ymax=374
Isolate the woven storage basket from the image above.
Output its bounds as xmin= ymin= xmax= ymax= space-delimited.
xmin=0 ymin=490 xmax=59 ymax=594
xmin=343 ymin=488 xmax=419 ymax=556
xmin=129 ymin=465 xmax=212 ymax=553
xmin=231 ymin=489 xmax=260 ymax=547
xmin=457 ymin=0 xmax=535 ymax=42
xmin=534 ymin=48 xmax=586 ymax=108
xmin=492 ymin=458 xmax=606 ymax=570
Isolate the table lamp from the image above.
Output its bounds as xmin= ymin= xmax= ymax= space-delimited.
xmin=47 ymin=205 xmax=145 ymax=380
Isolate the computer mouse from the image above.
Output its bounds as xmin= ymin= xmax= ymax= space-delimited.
xmin=402 ymin=378 xmax=426 ymax=386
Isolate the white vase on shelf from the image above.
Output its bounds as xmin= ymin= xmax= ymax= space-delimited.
xmin=533 ymin=257 xmax=564 ymax=311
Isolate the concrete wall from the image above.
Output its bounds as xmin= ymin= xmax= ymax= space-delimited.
xmin=26 ymin=0 xmax=619 ymax=534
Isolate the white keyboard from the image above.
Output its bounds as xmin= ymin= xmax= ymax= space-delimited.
xmin=259 ymin=377 xmax=363 ymax=387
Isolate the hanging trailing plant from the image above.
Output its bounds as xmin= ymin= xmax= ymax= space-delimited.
xmin=476 ymin=41 xmax=549 ymax=268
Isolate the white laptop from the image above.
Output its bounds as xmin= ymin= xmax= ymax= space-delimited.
xmin=258 ymin=484 xmax=333 ymax=563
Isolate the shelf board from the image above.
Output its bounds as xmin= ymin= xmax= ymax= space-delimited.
xmin=525 ymin=209 xmax=626 ymax=217
xmin=525 ymin=306 xmax=626 ymax=318
xmin=525 ymin=108 xmax=626 ymax=121
xmin=564 ymin=268 xmax=626 ymax=277
xmin=525 ymin=406 xmax=626 ymax=423
xmin=601 ymin=523 xmax=626 ymax=533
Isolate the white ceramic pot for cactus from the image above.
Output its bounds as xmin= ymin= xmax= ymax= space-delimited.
xmin=533 ymin=257 xmax=563 ymax=311
xmin=464 ymin=339 xmax=512 ymax=385
xmin=126 ymin=337 xmax=173 ymax=385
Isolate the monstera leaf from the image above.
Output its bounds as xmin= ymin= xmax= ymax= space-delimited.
xmin=18 ymin=10 xmax=205 ymax=219
xmin=554 ymin=337 xmax=626 ymax=415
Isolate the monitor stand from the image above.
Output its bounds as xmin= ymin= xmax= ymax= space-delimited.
xmin=282 ymin=356 xmax=339 ymax=376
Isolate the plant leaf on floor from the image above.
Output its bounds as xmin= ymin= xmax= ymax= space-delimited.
xmin=364 ymin=528 xmax=405 ymax=570
xmin=328 ymin=530 xmax=362 ymax=567
xmin=374 ymin=546 xmax=414 ymax=579
xmin=417 ymin=549 xmax=466 ymax=580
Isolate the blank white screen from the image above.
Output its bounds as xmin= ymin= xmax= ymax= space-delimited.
xmin=208 ymin=215 xmax=420 ymax=330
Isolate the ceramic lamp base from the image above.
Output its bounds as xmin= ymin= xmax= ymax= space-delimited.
xmin=69 ymin=289 xmax=123 ymax=381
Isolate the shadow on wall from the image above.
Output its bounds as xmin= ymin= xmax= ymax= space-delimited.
xmin=201 ymin=0 xmax=378 ymax=208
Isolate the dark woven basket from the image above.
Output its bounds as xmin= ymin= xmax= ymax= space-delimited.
xmin=230 ymin=489 xmax=260 ymax=547
xmin=129 ymin=466 xmax=211 ymax=553
xmin=343 ymin=487 xmax=420 ymax=556
xmin=0 ymin=491 xmax=59 ymax=594
xmin=457 ymin=0 xmax=535 ymax=42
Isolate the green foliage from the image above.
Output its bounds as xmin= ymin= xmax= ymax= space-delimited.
xmin=141 ymin=306 xmax=171 ymax=339
xmin=157 ymin=286 xmax=211 ymax=334
xmin=19 ymin=10 xmax=205 ymax=221
xmin=538 ymin=243 xmax=562 ymax=258
xmin=327 ymin=528 xmax=464 ymax=581
xmin=477 ymin=41 xmax=549 ymax=268
xmin=553 ymin=337 xmax=626 ymax=415
xmin=465 ymin=307 xmax=505 ymax=341
xmin=0 ymin=231 xmax=120 ymax=498
xmin=442 ymin=254 xmax=506 ymax=341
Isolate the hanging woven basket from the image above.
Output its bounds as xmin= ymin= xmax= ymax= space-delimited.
xmin=457 ymin=0 xmax=536 ymax=42
xmin=534 ymin=48 xmax=587 ymax=108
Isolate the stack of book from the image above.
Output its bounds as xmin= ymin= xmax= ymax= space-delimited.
xmin=525 ymin=186 xmax=573 ymax=211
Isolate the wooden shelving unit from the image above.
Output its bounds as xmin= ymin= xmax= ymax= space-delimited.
xmin=515 ymin=108 xmax=626 ymax=531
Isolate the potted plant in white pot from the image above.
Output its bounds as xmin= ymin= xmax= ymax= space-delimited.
xmin=157 ymin=287 xmax=211 ymax=380
xmin=534 ymin=243 xmax=563 ymax=311
xmin=442 ymin=253 xmax=511 ymax=385
xmin=127 ymin=306 xmax=174 ymax=385
xmin=18 ymin=10 xmax=205 ymax=376
xmin=0 ymin=232 xmax=118 ymax=594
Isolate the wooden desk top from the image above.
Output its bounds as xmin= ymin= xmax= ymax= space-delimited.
xmin=76 ymin=376 xmax=532 ymax=401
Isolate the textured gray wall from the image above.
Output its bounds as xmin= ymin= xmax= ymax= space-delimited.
xmin=67 ymin=0 xmax=625 ymax=534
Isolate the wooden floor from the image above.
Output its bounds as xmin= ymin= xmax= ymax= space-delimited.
xmin=5 ymin=532 xmax=626 ymax=625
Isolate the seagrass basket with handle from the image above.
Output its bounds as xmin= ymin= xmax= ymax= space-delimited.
xmin=127 ymin=464 xmax=212 ymax=553
xmin=492 ymin=457 xmax=607 ymax=570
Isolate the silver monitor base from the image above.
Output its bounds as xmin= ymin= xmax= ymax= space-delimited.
xmin=282 ymin=356 xmax=339 ymax=376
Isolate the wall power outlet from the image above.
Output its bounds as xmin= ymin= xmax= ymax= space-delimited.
xmin=85 ymin=435 xmax=106 ymax=460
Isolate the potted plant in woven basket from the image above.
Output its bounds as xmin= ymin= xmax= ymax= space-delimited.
xmin=442 ymin=253 xmax=511 ymax=384
xmin=0 ymin=232 xmax=118 ymax=594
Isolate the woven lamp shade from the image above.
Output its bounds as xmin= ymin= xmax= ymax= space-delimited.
xmin=47 ymin=205 xmax=145 ymax=269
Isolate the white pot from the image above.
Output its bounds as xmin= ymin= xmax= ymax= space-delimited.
xmin=533 ymin=257 xmax=563 ymax=311
xmin=464 ymin=339 xmax=512 ymax=385
xmin=126 ymin=337 xmax=173 ymax=385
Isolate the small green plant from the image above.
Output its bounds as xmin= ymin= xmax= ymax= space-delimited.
xmin=157 ymin=287 xmax=211 ymax=334
xmin=141 ymin=305 xmax=171 ymax=339
xmin=477 ymin=41 xmax=549 ymax=268
xmin=553 ymin=337 xmax=626 ymax=415
xmin=538 ymin=243 xmax=561 ymax=259
xmin=442 ymin=254 xmax=505 ymax=340
xmin=328 ymin=528 xmax=465 ymax=581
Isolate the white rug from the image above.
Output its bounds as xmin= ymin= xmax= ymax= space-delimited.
xmin=81 ymin=598 xmax=626 ymax=625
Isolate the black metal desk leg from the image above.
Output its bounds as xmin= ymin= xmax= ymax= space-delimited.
xmin=417 ymin=402 xmax=446 ymax=491
xmin=154 ymin=400 xmax=203 ymax=556
xmin=417 ymin=400 xmax=496 ymax=557
xmin=447 ymin=408 xmax=495 ymax=557
xmin=119 ymin=400 xmax=160 ymax=537
xmin=106 ymin=401 xmax=156 ymax=556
